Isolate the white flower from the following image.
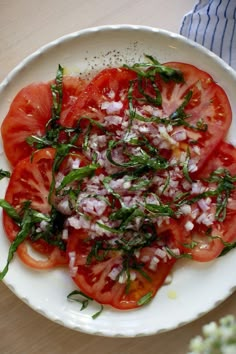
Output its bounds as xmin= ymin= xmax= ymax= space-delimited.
xmin=187 ymin=315 xmax=236 ymax=354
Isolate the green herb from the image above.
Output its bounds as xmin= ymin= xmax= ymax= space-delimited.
xmin=159 ymin=172 xmax=170 ymax=195
xmin=137 ymin=75 xmax=162 ymax=106
xmin=129 ymin=177 xmax=151 ymax=191
xmin=182 ymin=148 xmax=192 ymax=183
xmin=144 ymin=203 xmax=175 ymax=218
xmin=169 ymin=91 xmax=207 ymax=131
xmin=102 ymin=176 xmax=122 ymax=204
xmin=51 ymin=64 xmax=64 ymax=120
xmin=67 ymin=290 xmax=104 ymax=319
xmin=127 ymin=80 xmax=137 ymax=125
xmin=0 ymin=202 xmax=41 ymax=280
xmin=0 ymin=199 xmax=20 ymax=222
xmin=208 ymin=234 xmax=236 ymax=257
xmin=26 ymin=65 xmax=65 ymax=150
xmin=109 ymin=205 xmax=138 ymax=222
xmin=174 ymin=168 xmax=236 ymax=222
xmin=169 ymin=90 xmax=192 ymax=121
xmin=96 ymin=222 xmax=122 ymax=234
xmin=0 ymin=169 xmax=10 ymax=180
xmin=137 ymin=291 xmax=153 ymax=306
xmin=117 ymin=230 xmax=157 ymax=253
xmin=183 ymin=241 xmax=198 ymax=249
xmin=106 ymin=139 xmax=169 ymax=171
xmin=0 ymin=200 xmax=67 ymax=279
xmin=67 ymin=290 xmax=93 ymax=311
xmin=219 ymin=241 xmax=236 ymax=257
xmin=86 ymin=240 xmax=109 ymax=264
xmin=30 ymin=206 xmax=66 ymax=250
xmin=127 ymin=79 xmax=207 ymax=132
xmin=117 ymin=208 xmax=145 ymax=232
xmin=124 ymin=55 xmax=184 ymax=110
xmin=92 ymin=305 xmax=104 ymax=319
xmin=124 ymin=55 xmax=184 ymax=83
xmin=165 ymin=246 xmax=192 ymax=259
xmin=56 ymin=163 xmax=99 ymax=192
xmin=207 ymin=168 xmax=236 ymax=222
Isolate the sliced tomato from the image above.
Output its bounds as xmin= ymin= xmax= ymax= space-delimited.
xmin=179 ymin=141 xmax=236 ymax=262
xmin=66 ymin=222 xmax=182 ymax=310
xmin=1 ymin=77 xmax=87 ymax=167
xmin=59 ymin=76 xmax=87 ymax=124
xmin=3 ymin=148 xmax=68 ymax=269
xmin=64 ymin=63 xmax=232 ymax=173
xmin=63 ymin=67 xmax=137 ymax=128
xmin=195 ymin=141 xmax=236 ymax=178
xmin=1 ymin=83 xmax=53 ymax=167
xmin=161 ymin=62 xmax=232 ymax=171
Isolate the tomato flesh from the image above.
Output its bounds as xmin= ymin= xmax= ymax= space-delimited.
xmin=3 ymin=148 xmax=68 ymax=268
xmin=179 ymin=141 xmax=236 ymax=261
xmin=67 ymin=227 xmax=177 ymax=309
xmin=1 ymin=77 xmax=87 ymax=167
xmin=1 ymin=60 xmax=235 ymax=310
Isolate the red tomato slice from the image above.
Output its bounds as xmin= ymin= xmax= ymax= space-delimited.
xmin=64 ymin=63 xmax=232 ymax=174
xmin=1 ymin=83 xmax=53 ymax=167
xmin=179 ymin=141 xmax=236 ymax=262
xmin=162 ymin=62 xmax=232 ymax=171
xmin=1 ymin=77 xmax=87 ymax=167
xmin=66 ymin=222 xmax=181 ymax=310
xmin=59 ymin=76 xmax=87 ymax=124
xmin=195 ymin=141 xmax=236 ymax=178
xmin=3 ymin=148 xmax=68 ymax=269
xmin=63 ymin=67 xmax=137 ymax=128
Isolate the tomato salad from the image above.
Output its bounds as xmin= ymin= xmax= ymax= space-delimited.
xmin=1 ymin=55 xmax=236 ymax=310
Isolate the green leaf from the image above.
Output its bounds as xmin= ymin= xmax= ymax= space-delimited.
xmin=96 ymin=222 xmax=122 ymax=234
xmin=51 ymin=64 xmax=64 ymax=120
xmin=92 ymin=305 xmax=104 ymax=319
xmin=0 ymin=169 xmax=10 ymax=180
xmin=0 ymin=206 xmax=32 ymax=280
xmin=137 ymin=291 xmax=153 ymax=306
xmin=145 ymin=203 xmax=175 ymax=217
xmin=219 ymin=241 xmax=236 ymax=257
xmin=182 ymin=148 xmax=192 ymax=184
xmin=67 ymin=289 xmax=104 ymax=319
xmin=57 ymin=164 xmax=99 ymax=191
xmin=124 ymin=55 xmax=184 ymax=83
xmin=0 ymin=199 xmax=20 ymax=222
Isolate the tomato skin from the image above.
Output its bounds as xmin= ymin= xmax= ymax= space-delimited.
xmin=3 ymin=148 xmax=68 ymax=269
xmin=162 ymin=62 xmax=232 ymax=171
xmin=16 ymin=242 xmax=68 ymax=270
xmin=59 ymin=76 xmax=87 ymax=124
xmin=66 ymin=222 xmax=181 ymax=310
xmin=195 ymin=141 xmax=236 ymax=178
xmin=1 ymin=83 xmax=53 ymax=167
xmin=178 ymin=141 xmax=236 ymax=262
xmin=64 ymin=67 xmax=137 ymax=128
xmin=4 ymin=148 xmax=55 ymax=220
xmin=1 ymin=77 xmax=87 ymax=167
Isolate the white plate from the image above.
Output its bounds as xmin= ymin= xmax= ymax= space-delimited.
xmin=1 ymin=25 xmax=236 ymax=338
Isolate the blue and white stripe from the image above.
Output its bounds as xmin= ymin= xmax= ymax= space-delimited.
xmin=180 ymin=0 xmax=236 ymax=69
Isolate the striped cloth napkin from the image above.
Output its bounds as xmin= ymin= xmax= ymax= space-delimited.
xmin=180 ymin=0 xmax=236 ymax=70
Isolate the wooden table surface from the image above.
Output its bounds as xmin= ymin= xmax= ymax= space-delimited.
xmin=1 ymin=1 xmax=236 ymax=353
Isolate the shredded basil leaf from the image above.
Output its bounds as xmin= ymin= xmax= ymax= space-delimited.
xmin=57 ymin=163 xmax=99 ymax=192
xmin=0 ymin=199 xmax=20 ymax=222
xmin=0 ymin=169 xmax=10 ymax=180
xmin=67 ymin=290 xmax=104 ymax=318
xmin=137 ymin=291 xmax=153 ymax=306
xmin=0 ymin=203 xmax=35 ymax=280
xmin=92 ymin=305 xmax=104 ymax=319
